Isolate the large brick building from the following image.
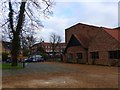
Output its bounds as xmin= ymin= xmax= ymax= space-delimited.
xmin=31 ymin=41 xmax=66 ymax=56
xmin=63 ymin=23 xmax=120 ymax=66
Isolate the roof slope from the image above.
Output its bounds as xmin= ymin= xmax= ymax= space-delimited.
xmin=104 ymin=27 xmax=120 ymax=42
xmin=65 ymin=23 xmax=101 ymax=48
xmin=64 ymin=34 xmax=85 ymax=53
xmin=64 ymin=23 xmax=120 ymax=52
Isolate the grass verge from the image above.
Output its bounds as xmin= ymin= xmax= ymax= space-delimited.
xmin=0 ymin=63 xmax=23 ymax=69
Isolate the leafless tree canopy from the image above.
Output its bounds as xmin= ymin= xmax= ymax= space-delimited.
xmin=1 ymin=0 xmax=54 ymax=41
xmin=49 ymin=33 xmax=62 ymax=57
xmin=1 ymin=0 xmax=54 ymax=66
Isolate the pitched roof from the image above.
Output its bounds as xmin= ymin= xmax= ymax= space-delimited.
xmin=114 ymin=27 xmax=120 ymax=29
xmin=64 ymin=34 xmax=85 ymax=53
xmin=103 ymin=27 xmax=120 ymax=42
xmin=32 ymin=42 xmax=65 ymax=48
xmin=74 ymin=33 xmax=89 ymax=48
xmin=65 ymin=23 xmax=100 ymax=31
xmin=65 ymin=23 xmax=101 ymax=48
xmin=64 ymin=23 xmax=120 ymax=52
xmin=67 ymin=34 xmax=81 ymax=46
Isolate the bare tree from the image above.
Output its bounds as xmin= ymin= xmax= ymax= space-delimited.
xmin=21 ymin=35 xmax=36 ymax=56
xmin=37 ymin=36 xmax=44 ymax=43
xmin=1 ymin=0 xmax=54 ymax=66
xmin=49 ymin=33 xmax=62 ymax=58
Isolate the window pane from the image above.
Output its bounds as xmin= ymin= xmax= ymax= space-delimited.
xmin=77 ymin=53 xmax=82 ymax=59
xmin=67 ymin=53 xmax=73 ymax=59
xmin=118 ymin=50 xmax=120 ymax=59
xmin=90 ymin=52 xmax=99 ymax=59
xmin=109 ymin=50 xmax=120 ymax=59
xmin=67 ymin=53 xmax=73 ymax=63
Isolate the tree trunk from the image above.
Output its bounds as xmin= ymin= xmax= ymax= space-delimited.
xmin=10 ymin=1 xmax=26 ymax=66
xmin=11 ymin=34 xmax=20 ymax=66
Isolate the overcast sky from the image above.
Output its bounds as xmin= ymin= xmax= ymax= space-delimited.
xmin=35 ymin=0 xmax=119 ymax=42
xmin=0 ymin=0 xmax=119 ymax=42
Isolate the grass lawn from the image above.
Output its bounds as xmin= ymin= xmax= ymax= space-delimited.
xmin=0 ymin=63 xmax=23 ymax=69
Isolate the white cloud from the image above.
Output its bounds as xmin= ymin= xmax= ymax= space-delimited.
xmin=37 ymin=16 xmax=76 ymax=42
xmin=79 ymin=2 xmax=118 ymax=27
xmin=35 ymin=28 xmax=54 ymax=42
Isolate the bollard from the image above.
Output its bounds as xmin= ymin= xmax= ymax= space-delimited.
xmin=23 ymin=61 xmax=25 ymax=68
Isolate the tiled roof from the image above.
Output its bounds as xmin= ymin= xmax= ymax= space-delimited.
xmin=65 ymin=23 xmax=100 ymax=31
xmin=66 ymin=23 xmax=101 ymax=48
xmin=32 ymin=42 xmax=65 ymax=48
xmin=103 ymin=27 xmax=120 ymax=42
xmin=65 ymin=23 xmax=120 ymax=50
xmin=74 ymin=33 xmax=89 ymax=48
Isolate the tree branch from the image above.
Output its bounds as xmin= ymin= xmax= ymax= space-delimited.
xmin=8 ymin=0 xmax=15 ymax=34
xmin=16 ymin=0 xmax=27 ymax=35
xmin=42 ymin=0 xmax=52 ymax=16
xmin=1 ymin=19 xmax=9 ymax=27
xmin=25 ymin=10 xmax=33 ymax=21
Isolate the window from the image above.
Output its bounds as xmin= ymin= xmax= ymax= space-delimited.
xmin=109 ymin=50 xmax=120 ymax=59
xmin=67 ymin=53 xmax=73 ymax=60
xmin=90 ymin=52 xmax=99 ymax=59
xmin=77 ymin=53 xmax=82 ymax=59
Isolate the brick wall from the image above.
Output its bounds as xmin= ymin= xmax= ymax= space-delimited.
xmin=88 ymin=29 xmax=120 ymax=66
xmin=63 ymin=46 xmax=87 ymax=63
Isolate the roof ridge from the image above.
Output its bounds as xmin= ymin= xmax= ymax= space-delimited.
xmin=65 ymin=23 xmax=101 ymax=30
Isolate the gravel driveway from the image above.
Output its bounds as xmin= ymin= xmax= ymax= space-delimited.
xmin=2 ymin=62 xmax=119 ymax=88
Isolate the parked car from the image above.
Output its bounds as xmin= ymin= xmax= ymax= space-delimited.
xmin=35 ymin=57 xmax=44 ymax=62
xmin=24 ymin=58 xmax=33 ymax=62
xmin=25 ymin=55 xmax=44 ymax=62
xmin=6 ymin=58 xmax=12 ymax=63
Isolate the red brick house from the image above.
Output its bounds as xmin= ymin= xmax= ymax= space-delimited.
xmin=63 ymin=23 xmax=120 ymax=66
xmin=32 ymin=41 xmax=66 ymax=56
